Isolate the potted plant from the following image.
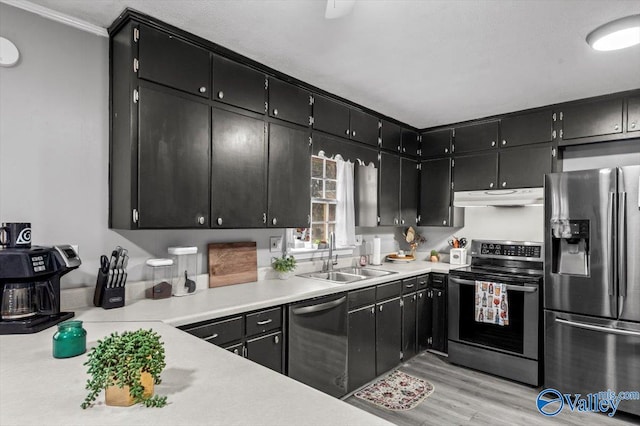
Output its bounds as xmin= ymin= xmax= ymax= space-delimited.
xmin=272 ymin=255 xmax=297 ymax=279
xmin=430 ymin=250 xmax=440 ymax=263
xmin=81 ymin=328 xmax=167 ymax=409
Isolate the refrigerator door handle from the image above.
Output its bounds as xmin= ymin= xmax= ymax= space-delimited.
xmin=618 ymin=192 xmax=627 ymax=298
xmin=556 ymin=317 xmax=640 ymax=337
xmin=607 ymin=192 xmax=616 ymax=296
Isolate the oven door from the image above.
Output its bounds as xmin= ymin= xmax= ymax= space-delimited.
xmin=448 ymin=275 xmax=540 ymax=360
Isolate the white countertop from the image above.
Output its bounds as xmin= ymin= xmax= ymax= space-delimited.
xmin=0 ymin=261 xmax=462 ymax=425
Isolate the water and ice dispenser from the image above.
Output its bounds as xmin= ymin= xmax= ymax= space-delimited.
xmin=550 ymin=219 xmax=590 ymax=276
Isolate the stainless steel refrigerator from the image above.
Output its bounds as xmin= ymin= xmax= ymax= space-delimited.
xmin=544 ymin=166 xmax=640 ymax=417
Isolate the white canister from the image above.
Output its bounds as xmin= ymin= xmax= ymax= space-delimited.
xmin=450 ymin=248 xmax=467 ymax=265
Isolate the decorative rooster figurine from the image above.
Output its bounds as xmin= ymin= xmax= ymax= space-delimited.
xmin=403 ymin=226 xmax=426 ymax=257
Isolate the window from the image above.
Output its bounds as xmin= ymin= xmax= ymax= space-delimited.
xmin=308 ymin=155 xmax=337 ymax=245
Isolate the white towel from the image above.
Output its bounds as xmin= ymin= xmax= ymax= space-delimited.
xmin=475 ymin=281 xmax=509 ymax=326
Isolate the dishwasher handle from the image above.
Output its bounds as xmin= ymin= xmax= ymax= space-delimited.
xmin=292 ymin=296 xmax=347 ymax=315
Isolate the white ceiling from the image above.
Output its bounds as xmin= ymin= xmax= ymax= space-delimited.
xmin=19 ymin=0 xmax=640 ymax=128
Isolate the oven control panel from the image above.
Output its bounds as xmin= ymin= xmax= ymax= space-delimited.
xmin=472 ymin=240 xmax=543 ymax=260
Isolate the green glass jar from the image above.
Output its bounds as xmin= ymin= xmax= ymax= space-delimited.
xmin=52 ymin=320 xmax=86 ymax=358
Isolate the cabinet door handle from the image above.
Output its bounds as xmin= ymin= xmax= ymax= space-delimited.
xmin=489 ymin=182 xmax=494 ymax=188
xmin=233 ymin=348 xmax=239 ymax=355
xmin=502 ymin=139 xmax=507 ymax=146
xmin=217 ymin=217 xmax=223 ymax=226
xmin=371 ymin=307 xmax=375 ymax=314
xmin=272 ymin=217 xmax=277 ymax=225
xmin=345 ymin=129 xmax=350 ymax=136
xmin=405 ymin=284 xmax=414 ymax=289
xmin=243 ymin=346 xmax=247 ymax=358
xmin=273 ymin=108 xmax=279 ymax=116
xmin=394 ymin=218 xmax=399 ymax=225
xmin=352 ymin=130 xmax=357 ymax=137
xmin=217 ymin=91 xmax=224 ymax=99
xmin=204 ymin=333 xmax=219 ymax=340
xmin=274 ymin=335 xmax=280 ymax=344
xmin=257 ymin=319 xmax=273 ymax=325
xmin=502 ymin=182 xmax=507 ymax=188
xmin=444 ymin=148 xmax=449 ymax=153
xmin=413 ymin=294 xmax=417 ymax=301
xmin=263 ymin=213 xmax=267 ymax=224
xmin=491 ymin=140 xmax=496 ymax=147
xmin=442 ymin=220 xmax=447 ymax=225
xmin=401 ymin=219 xmax=405 ymax=224
xmin=379 ymin=305 xmax=383 ymax=312
xmin=614 ymin=124 xmax=619 ymax=131
xmin=199 ymin=86 xmax=207 ymax=93
xmin=197 ymin=216 xmax=205 ymax=225
xmin=419 ymin=293 xmax=423 ymax=299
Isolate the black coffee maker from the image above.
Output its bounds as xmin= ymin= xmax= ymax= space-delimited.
xmin=0 ymin=245 xmax=81 ymax=334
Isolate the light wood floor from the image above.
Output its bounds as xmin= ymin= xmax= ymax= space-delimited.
xmin=344 ymin=352 xmax=640 ymax=426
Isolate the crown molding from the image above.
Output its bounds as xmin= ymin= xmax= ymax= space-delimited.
xmin=1 ymin=0 xmax=108 ymax=37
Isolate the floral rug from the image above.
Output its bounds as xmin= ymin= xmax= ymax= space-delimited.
xmin=354 ymin=370 xmax=434 ymax=411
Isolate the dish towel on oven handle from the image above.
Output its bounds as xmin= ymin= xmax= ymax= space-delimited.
xmin=475 ymin=281 xmax=509 ymax=326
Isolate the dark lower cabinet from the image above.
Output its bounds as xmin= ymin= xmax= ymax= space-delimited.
xmin=498 ymin=145 xmax=552 ymax=189
xmin=453 ymin=152 xmax=499 ymax=191
xmin=212 ymin=54 xmax=266 ymax=114
xmin=137 ymin=86 xmax=210 ymax=228
xmin=137 ymin=24 xmax=211 ymax=98
xmin=211 ymin=108 xmax=266 ymax=228
xmin=379 ymin=152 xmax=401 ymax=226
xmin=417 ymin=289 xmax=432 ymax=352
xmin=429 ymin=274 xmax=448 ymax=354
xmin=376 ymin=297 xmax=402 ymax=375
xmin=560 ymin=98 xmax=623 ymax=141
xmin=268 ymin=123 xmax=311 ymax=228
xmin=246 ymin=331 xmax=283 ymax=374
xmin=347 ymin=305 xmax=376 ymax=392
xmin=419 ymin=157 xmax=452 ymax=226
xmin=402 ymin=292 xmax=418 ymax=360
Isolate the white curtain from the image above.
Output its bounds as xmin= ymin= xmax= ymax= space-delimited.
xmin=335 ymin=157 xmax=356 ymax=247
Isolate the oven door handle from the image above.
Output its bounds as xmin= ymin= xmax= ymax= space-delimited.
xmin=555 ymin=318 xmax=640 ymax=337
xmin=449 ymin=276 xmax=538 ymax=293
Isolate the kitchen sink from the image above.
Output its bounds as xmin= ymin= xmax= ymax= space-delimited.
xmin=336 ymin=267 xmax=396 ymax=277
xmin=299 ymin=271 xmax=366 ymax=283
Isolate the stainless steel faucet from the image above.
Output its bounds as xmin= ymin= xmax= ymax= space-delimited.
xmin=324 ymin=232 xmax=338 ymax=272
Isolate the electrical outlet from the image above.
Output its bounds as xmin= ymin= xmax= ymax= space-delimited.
xmin=270 ymin=236 xmax=282 ymax=253
xmin=355 ymin=235 xmax=363 ymax=245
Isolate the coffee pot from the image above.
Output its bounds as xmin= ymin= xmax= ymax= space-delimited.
xmin=1 ymin=282 xmax=55 ymax=320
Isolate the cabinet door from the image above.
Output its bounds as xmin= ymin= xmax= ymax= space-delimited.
xmin=561 ymin=98 xmax=623 ymax=140
xmin=314 ymin=133 xmax=378 ymax=166
xmin=138 ymin=25 xmax=210 ymax=97
xmin=417 ymin=290 xmax=432 ymax=352
xmin=453 ymin=152 xmax=498 ymax=191
xmin=628 ymin=96 xmax=640 ymax=132
xmin=348 ymin=306 xmax=376 ymax=392
xmin=380 ymin=120 xmax=401 ymax=152
xmin=312 ymin=94 xmax=350 ymax=138
xmin=376 ymin=298 xmax=402 ymax=375
xmin=212 ymin=55 xmax=265 ymax=114
xmin=454 ymin=121 xmax=499 ymax=153
xmin=419 ymin=158 xmax=452 ymax=227
xmin=350 ymin=109 xmax=379 ymax=146
xmin=431 ymin=288 xmax=447 ymax=353
xmin=501 ymin=110 xmax=554 ymax=147
xmin=402 ymin=293 xmax=417 ymax=360
xmin=400 ymin=158 xmax=419 ymax=226
xmin=498 ymin=145 xmax=552 ymax=189
xmin=211 ymin=108 xmax=266 ymax=228
xmin=401 ymin=129 xmax=420 ymax=157
xmin=421 ymin=129 xmax=451 ymax=158
xmin=138 ymin=87 xmax=210 ymax=228
xmin=246 ymin=331 xmax=283 ymax=374
xmin=268 ymin=123 xmax=311 ymax=228
xmin=268 ymin=79 xmax=310 ymax=127
xmin=379 ymin=152 xmax=401 ymax=226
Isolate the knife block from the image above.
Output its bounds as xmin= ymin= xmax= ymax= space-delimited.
xmin=93 ymin=269 xmax=125 ymax=309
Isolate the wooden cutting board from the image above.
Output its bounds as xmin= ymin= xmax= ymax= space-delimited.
xmin=208 ymin=242 xmax=258 ymax=288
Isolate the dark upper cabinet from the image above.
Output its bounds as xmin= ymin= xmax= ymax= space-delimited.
xmin=347 ymin=306 xmax=376 ymax=392
xmin=376 ymin=297 xmax=402 ymax=375
xmin=419 ymin=158 xmax=452 ymax=227
xmin=381 ymin=120 xmax=401 ymax=152
xmin=417 ymin=289 xmax=432 ymax=352
xmin=421 ymin=129 xmax=452 ymax=158
xmin=454 ymin=121 xmax=499 ymax=153
xmin=402 ymin=293 xmax=417 ymax=360
xmin=212 ymin=55 xmax=265 ymax=114
xmin=211 ymin=108 xmax=266 ymax=228
xmin=313 ymin=133 xmax=378 ymax=166
xmin=498 ymin=145 xmax=552 ymax=189
xmin=268 ymin=79 xmax=310 ymax=127
xmin=453 ymin=152 xmax=499 ymax=191
xmin=379 ymin=152 xmax=401 ymax=226
xmin=312 ymin=94 xmax=350 ymax=137
xmin=350 ymin=109 xmax=379 ymax=146
xmin=401 ymin=129 xmax=420 ymax=157
xmin=500 ymin=110 xmax=554 ymax=147
xmin=246 ymin=332 xmax=283 ymax=374
xmin=137 ymin=25 xmax=210 ymax=97
xmin=628 ymin=96 xmax=640 ymax=132
xmin=137 ymin=86 xmax=210 ymax=228
xmin=268 ymin=123 xmax=311 ymax=228
xmin=560 ymin=98 xmax=623 ymax=141
xmin=400 ymin=158 xmax=419 ymax=226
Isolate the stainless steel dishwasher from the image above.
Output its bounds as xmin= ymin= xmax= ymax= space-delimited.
xmin=288 ymin=292 xmax=348 ymax=398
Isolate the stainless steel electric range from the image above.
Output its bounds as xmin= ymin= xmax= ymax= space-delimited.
xmin=448 ymin=239 xmax=544 ymax=386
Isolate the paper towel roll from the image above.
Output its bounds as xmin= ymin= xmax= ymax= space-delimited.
xmin=372 ymin=236 xmax=381 ymax=265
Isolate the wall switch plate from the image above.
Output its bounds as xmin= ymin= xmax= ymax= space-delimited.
xmin=270 ymin=236 xmax=282 ymax=252
xmin=355 ymin=235 xmax=363 ymax=245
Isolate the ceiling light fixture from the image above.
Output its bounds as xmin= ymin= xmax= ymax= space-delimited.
xmin=586 ymin=14 xmax=640 ymax=51
xmin=325 ymin=0 xmax=356 ymax=20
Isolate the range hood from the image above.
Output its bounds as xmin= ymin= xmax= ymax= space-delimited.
xmin=453 ymin=187 xmax=544 ymax=207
